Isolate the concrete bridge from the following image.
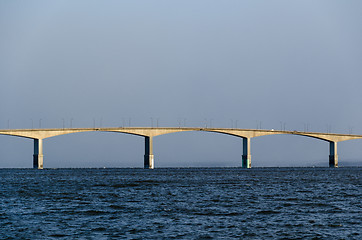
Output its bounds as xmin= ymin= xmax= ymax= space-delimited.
xmin=1 ymin=127 xmax=362 ymax=169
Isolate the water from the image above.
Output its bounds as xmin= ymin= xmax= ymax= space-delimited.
xmin=0 ymin=167 xmax=361 ymax=239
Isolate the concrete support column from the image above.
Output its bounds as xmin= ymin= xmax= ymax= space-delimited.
xmin=33 ymin=139 xmax=43 ymax=169
xmin=329 ymin=141 xmax=338 ymax=168
xmin=242 ymin=137 xmax=251 ymax=168
xmin=144 ymin=136 xmax=154 ymax=169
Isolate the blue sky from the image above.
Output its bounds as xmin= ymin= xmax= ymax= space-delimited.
xmin=1 ymin=0 xmax=362 ymax=167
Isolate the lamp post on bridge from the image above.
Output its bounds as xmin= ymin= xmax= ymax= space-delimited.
xmin=348 ymin=126 xmax=353 ymax=134
xmin=326 ymin=124 xmax=332 ymax=133
xmin=204 ymin=118 xmax=208 ymax=128
xmin=280 ymin=121 xmax=286 ymax=131
xmin=303 ymin=123 xmax=310 ymax=132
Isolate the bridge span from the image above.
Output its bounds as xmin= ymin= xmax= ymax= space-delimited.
xmin=1 ymin=127 xmax=362 ymax=169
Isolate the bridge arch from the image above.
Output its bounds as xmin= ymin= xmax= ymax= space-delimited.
xmin=152 ymin=130 xmax=243 ymax=167
xmin=44 ymin=131 xmax=145 ymax=168
xmin=251 ymin=133 xmax=328 ymax=167
xmin=0 ymin=135 xmax=33 ymax=168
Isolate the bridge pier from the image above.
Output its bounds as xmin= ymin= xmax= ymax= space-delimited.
xmin=144 ymin=136 xmax=154 ymax=169
xmin=329 ymin=141 xmax=338 ymax=167
xmin=33 ymin=139 xmax=43 ymax=169
xmin=242 ymin=137 xmax=251 ymax=168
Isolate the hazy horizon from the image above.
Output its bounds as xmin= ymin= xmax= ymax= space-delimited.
xmin=1 ymin=0 xmax=362 ymax=168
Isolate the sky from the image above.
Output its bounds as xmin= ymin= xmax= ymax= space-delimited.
xmin=1 ymin=0 xmax=362 ymax=168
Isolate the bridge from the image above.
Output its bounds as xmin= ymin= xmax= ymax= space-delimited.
xmin=1 ymin=127 xmax=362 ymax=169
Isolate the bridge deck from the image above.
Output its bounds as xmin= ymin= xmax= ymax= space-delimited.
xmin=1 ymin=127 xmax=362 ymax=142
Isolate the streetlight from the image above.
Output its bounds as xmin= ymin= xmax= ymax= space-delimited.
xmin=348 ymin=126 xmax=353 ymax=134
xmin=70 ymin=118 xmax=73 ymax=128
xmin=326 ymin=124 xmax=331 ymax=133
xmin=150 ymin=117 xmax=153 ymax=128
xmin=256 ymin=121 xmax=262 ymax=129
xmin=39 ymin=119 xmax=42 ymax=128
xmin=62 ymin=118 xmax=65 ymax=129
xmin=303 ymin=123 xmax=310 ymax=132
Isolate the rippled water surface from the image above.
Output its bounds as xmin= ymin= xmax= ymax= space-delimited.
xmin=0 ymin=168 xmax=361 ymax=239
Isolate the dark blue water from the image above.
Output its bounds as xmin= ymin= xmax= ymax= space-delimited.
xmin=0 ymin=168 xmax=361 ymax=239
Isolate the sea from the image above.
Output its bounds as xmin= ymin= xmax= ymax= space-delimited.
xmin=0 ymin=167 xmax=361 ymax=239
